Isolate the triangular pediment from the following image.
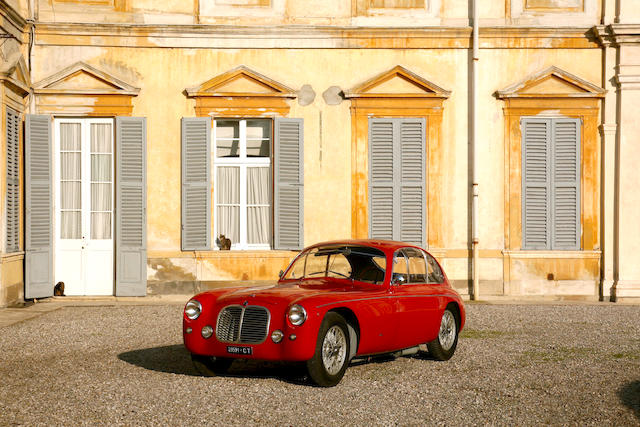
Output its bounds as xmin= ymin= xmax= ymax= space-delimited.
xmin=497 ymin=66 xmax=605 ymax=98
xmin=186 ymin=66 xmax=296 ymax=98
xmin=34 ymin=62 xmax=140 ymax=95
xmin=345 ymin=65 xmax=450 ymax=98
xmin=0 ymin=52 xmax=30 ymax=96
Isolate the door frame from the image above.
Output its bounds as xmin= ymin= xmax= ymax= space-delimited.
xmin=53 ymin=117 xmax=116 ymax=295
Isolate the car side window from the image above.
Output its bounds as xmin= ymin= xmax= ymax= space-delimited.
xmin=426 ymin=252 xmax=444 ymax=283
xmin=392 ymin=251 xmax=409 ymax=284
xmin=405 ymin=248 xmax=427 ymax=283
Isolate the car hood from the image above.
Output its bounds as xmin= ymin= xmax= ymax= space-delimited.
xmin=212 ymin=279 xmax=356 ymax=306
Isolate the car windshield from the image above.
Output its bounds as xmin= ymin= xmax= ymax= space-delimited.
xmin=283 ymin=245 xmax=387 ymax=284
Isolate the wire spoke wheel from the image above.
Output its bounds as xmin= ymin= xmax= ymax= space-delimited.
xmin=321 ymin=325 xmax=347 ymax=375
xmin=438 ymin=310 xmax=456 ymax=351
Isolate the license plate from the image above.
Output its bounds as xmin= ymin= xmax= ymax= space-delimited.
xmin=226 ymin=345 xmax=252 ymax=355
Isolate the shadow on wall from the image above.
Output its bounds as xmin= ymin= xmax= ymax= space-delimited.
xmin=619 ymin=381 xmax=640 ymax=421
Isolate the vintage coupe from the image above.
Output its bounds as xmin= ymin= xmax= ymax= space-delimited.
xmin=183 ymin=240 xmax=465 ymax=387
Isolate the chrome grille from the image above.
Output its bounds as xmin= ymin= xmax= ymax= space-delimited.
xmin=216 ymin=305 xmax=270 ymax=344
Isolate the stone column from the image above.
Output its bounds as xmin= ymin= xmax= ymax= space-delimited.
xmin=611 ymin=25 xmax=640 ymax=301
xmin=595 ymin=24 xmax=617 ymax=301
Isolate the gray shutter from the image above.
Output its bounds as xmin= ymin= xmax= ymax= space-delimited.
xmin=115 ymin=117 xmax=147 ymax=296
xmin=398 ymin=118 xmax=426 ymax=248
xmin=551 ymin=118 xmax=580 ymax=250
xmin=25 ymin=115 xmax=53 ymax=299
xmin=521 ymin=118 xmax=551 ymax=249
xmin=181 ymin=117 xmax=211 ymax=250
xmin=5 ymin=108 xmax=20 ymax=253
xmin=369 ymin=118 xmax=426 ymax=247
xmin=369 ymin=119 xmax=394 ymax=241
xmin=274 ymin=118 xmax=304 ymax=250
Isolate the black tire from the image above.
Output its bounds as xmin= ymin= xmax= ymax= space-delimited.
xmin=426 ymin=308 xmax=459 ymax=361
xmin=306 ymin=312 xmax=351 ymax=387
xmin=191 ymin=354 xmax=233 ymax=376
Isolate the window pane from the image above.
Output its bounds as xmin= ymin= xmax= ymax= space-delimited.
xmin=61 ymin=211 xmax=81 ymax=239
xmin=61 ymin=153 xmax=81 ymax=180
xmin=247 ymin=167 xmax=269 ymax=205
xmin=60 ymin=123 xmax=81 ymax=150
xmin=61 ymin=182 xmax=81 ymax=209
xmin=246 ymin=120 xmax=271 ymax=157
xmin=91 ymin=212 xmax=111 ymax=239
xmin=247 ymin=207 xmax=269 ymax=244
xmin=216 ymin=120 xmax=240 ymax=158
xmin=327 ymin=254 xmax=352 ymax=278
xmin=305 ymin=249 xmax=327 ymax=277
xmin=216 ymin=167 xmax=240 ymax=204
xmin=90 ymin=123 xmax=112 ymax=153
xmin=427 ymin=254 xmax=444 ymax=283
xmin=392 ymin=253 xmax=408 ymax=283
xmin=91 ymin=183 xmax=112 ymax=211
xmin=407 ymin=253 xmax=427 ymax=283
xmin=91 ymin=154 xmax=111 ymax=181
xmin=284 ymin=252 xmax=306 ymax=279
xmin=217 ymin=206 xmax=239 ymax=245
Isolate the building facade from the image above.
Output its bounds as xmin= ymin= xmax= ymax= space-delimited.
xmin=1 ymin=0 xmax=639 ymax=305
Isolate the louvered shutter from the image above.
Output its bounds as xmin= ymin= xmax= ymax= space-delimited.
xmin=551 ymin=119 xmax=580 ymax=250
xmin=5 ymin=108 xmax=20 ymax=253
xmin=274 ymin=118 xmax=304 ymax=250
xmin=181 ymin=117 xmax=211 ymax=250
xmin=115 ymin=117 xmax=147 ymax=296
xmin=398 ymin=119 xmax=426 ymax=248
xmin=25 ymin=115 xmax=53 ymax=299
xmin=369 ymin=118 xmax=426 ymax=247
xmin=369 ymin=119 xmax=394 ymax=241
xmin=522 ymin=118 xmax=551 ymax=249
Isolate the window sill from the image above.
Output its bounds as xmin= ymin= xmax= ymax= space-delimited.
xmin=149 ymin=249 xmax=298 ymax=259
xmin=502 ymin=250 xmax=601 ymax=259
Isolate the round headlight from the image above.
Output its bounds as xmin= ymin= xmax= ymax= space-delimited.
xmin=287 ymin=304 xmax=307 ymax=326
xmin=185 ymin=300 xmax=202 ymax=320
xmin=271 ymin=330 xmax=284 ymax=343
xmin=201 ymin=325 xmax=213 ymax=339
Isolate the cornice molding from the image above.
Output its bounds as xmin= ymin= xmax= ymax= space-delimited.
xmin=0 ymin=1 xmax=28 ymax=41
xmin=32 ymin=23 xmax=598 ymax=49
xmin=593 ymin=24 xmax=640 ymax=47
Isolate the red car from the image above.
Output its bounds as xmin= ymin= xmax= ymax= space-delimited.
xmin=183 ymin=240 xmax=465 ymax=387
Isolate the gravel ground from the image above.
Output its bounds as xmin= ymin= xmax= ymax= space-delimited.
xmin=0 ymin=303 xmax=638 ymax=426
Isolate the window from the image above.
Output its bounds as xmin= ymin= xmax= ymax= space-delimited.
xmin=426 ymin=252 xmax=444 ymax=283
xmin=369 ymin=118 xmax=426 ymax=248
xmin=283 ymin=245 xmax=386 ymax=283
xmin=213 ymin=119 xmax=272 ymax=250
xmin=522 ymin=117 xmax=580 ymax=250
xmin=5 ymin=108 xmax=20 ymax=253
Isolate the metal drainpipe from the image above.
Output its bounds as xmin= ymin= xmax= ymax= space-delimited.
xmin=471 ymin=0 xmax=480 ymax=300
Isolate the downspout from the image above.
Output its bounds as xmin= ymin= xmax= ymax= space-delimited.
xmin=471 ymin=0 xmax=479 ymax=300
xmin=27 ymin=0 xmax=37 ymax=114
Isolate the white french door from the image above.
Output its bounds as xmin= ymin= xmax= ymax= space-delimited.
xmin=54 ymin=118 xmax=114 ymax=295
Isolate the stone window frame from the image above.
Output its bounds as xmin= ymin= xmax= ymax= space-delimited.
xmin=496 ymin=66 xmax=605 ymax=253
xmin=344 ymin=65 xmax=450 ymax=248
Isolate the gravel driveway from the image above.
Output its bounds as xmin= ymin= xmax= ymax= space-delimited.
xmin=0 ymin=302 xmax=638 ymax=426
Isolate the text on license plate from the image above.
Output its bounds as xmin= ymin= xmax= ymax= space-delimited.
xmin=227 ymin=345 xmax=252 ymax=355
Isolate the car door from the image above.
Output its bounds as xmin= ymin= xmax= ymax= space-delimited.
xmin=392 ymin=248 xmax=441 ymax=349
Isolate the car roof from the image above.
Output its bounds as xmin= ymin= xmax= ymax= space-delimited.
xmin=306 ymin=239 xmax=423 ymax=253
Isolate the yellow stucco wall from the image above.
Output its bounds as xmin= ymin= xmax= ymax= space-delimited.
xmin=28 ymin=43 xmax=603 ymax=294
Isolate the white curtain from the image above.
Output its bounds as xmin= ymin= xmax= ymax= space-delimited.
xmin=217 ymin=167 xmax=240 ymax=245
xmin=90 ymin=124 xmax=112 ymax=239
xmin=60 ymin=123 xmax=81 ymax=239
xmin=247 ymin=167 xmax=269 ymax=244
